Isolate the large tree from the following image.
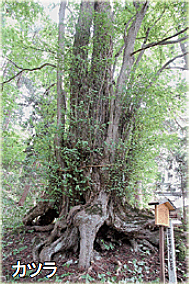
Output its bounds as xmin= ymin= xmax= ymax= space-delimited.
xmin=2 ymin=0 xmax=188 ymax=270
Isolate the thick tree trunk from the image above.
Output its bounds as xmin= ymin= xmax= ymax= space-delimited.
xmin=55 ymin=0 xmax=67 ymax=170
xmin=23 ymin=0 xmax=160 ymax=271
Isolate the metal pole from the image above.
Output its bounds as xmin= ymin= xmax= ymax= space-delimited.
xmin=159 ymin=226 xmax=165 ymax=283
xmin=167 ymin=219 xmax=177 ymax=283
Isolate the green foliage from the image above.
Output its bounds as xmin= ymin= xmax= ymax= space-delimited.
xmin=100 ymin=239 xmax=115 ymax=250
xmin=2 ymin=132 xmax=25 ymax=169
xmin=81 ymin=273 xmax=96 ymax=283
xmin=12 ymin=246 xmax=28 ymax=255
xmin=2 ymin=183 xmax=34 ymax=230
xmin=2 ymin=0 xmax=187 ymax=215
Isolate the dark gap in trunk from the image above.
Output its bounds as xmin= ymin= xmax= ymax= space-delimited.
xmin=95 ymin=224 xmax=133 ymax=250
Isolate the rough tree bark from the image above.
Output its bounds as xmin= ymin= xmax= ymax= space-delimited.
xmin=22 ymin=0 xmax=186 ymax=271
xmin=22 ymin=0 xmax=158 ymax=270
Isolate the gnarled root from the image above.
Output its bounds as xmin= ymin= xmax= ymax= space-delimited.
xmin=33 ymin=226 xmax=79 ymax=263
xmin=33 ymin=191 xmax=110 ymax=270
xmin=74 ymin=191 xmax=110 ymax=270
xmin=31 ymin=193 xmax=160 ymax=270
xmin=23 ymin=194 xmax=56 ymax=226
xmin=108 ymin=197 xmax=159 ymax=249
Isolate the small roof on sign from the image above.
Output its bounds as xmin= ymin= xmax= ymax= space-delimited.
xmin=148 ymin=201 xmax=159 ymax=206
xmin=148 ymin=197 xmax=176 ymax=211
xmin=159 ymin=198 xmax=176 ymax=210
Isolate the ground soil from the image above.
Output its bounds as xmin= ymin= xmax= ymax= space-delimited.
xmin=2 ymin=226 xmax=188 ymax=283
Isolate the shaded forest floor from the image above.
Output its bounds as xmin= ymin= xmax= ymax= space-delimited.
xmin=2 ymin=226 xmax=188 ymax=283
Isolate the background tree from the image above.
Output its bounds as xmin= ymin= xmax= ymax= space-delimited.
xmin=2 ymin=0 xmax=188 ymax=270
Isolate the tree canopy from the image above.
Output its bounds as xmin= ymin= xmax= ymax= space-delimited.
xmin=2 ymin=0 xmax=188 ymax=203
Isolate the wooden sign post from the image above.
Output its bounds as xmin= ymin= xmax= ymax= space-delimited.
xmin=149 ymin=198 xmax=176 ymax=284
xmin=159 ymin=225 xmax=165 ymax=283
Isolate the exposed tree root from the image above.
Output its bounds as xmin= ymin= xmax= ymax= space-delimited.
xmin=39 ymin=226 xmax=79 ymax=262
xmin=32 ymin=225 xmax=79 ymax=262
xmin=25 ymin=192 xmax=160 ymax=270
xmin=26 ymin=224 xmax=54 ymax=232
xmin=108 ymin=197 xmax=159 ymax=247
xmin=23 ymin=194 xmax=57 ymax=226
xmin=73 ymin=191 xmax=110 ymax=270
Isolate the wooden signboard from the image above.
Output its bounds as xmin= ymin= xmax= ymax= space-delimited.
xmin=149 ymin=198 xmax=177 ymax=284
xmin=155 ymin=203 xmax=169 ymax=227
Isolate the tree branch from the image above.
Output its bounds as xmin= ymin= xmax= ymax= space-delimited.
xmin=129 ymin=7 xmax=166 ymax=81
xmin=107 ymin=1 xmax=148 ymax=145
xmin=6 ymin=58 xmax=23 ymax=69
xmin=179 ymin=39 xmax=188 ymax=69
xmin=114 ymin=7 xmax=165 ymax=81
xmin=112 ymin=14 xmax=136 ymax=78
xmin=132 ymin=27 xmax=150 ymax=73
xmin=127 ymin=51 xmax=189 ymax=120
xmin=165 ymin=66 xmax=188 ymax=71
xmin=113 ymin=44 xmax=125 ymax=76
xmin=148 ymin=52 xmax=188 ymax=89
xmin=6 ymin=59 xmax=56 ymax=71
xmin=155 ymin=52 xmax=188 ymax=76
xmin=22 ymin=45 xmax=56 ymax=54
xmin=44 ymin=83 xmax=57 ymax=95
xmin=2 ymin=62 xmax=56 ymax=89
xmin=150 ymin=7 xmax=166 ymax=30
xmin=131 ymin=27 xmax=189 ymax=56
xmin=158 ymin=36 xmax=188 ymax=45
xmin=124 ymin=15 xmax=135 ymax=39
